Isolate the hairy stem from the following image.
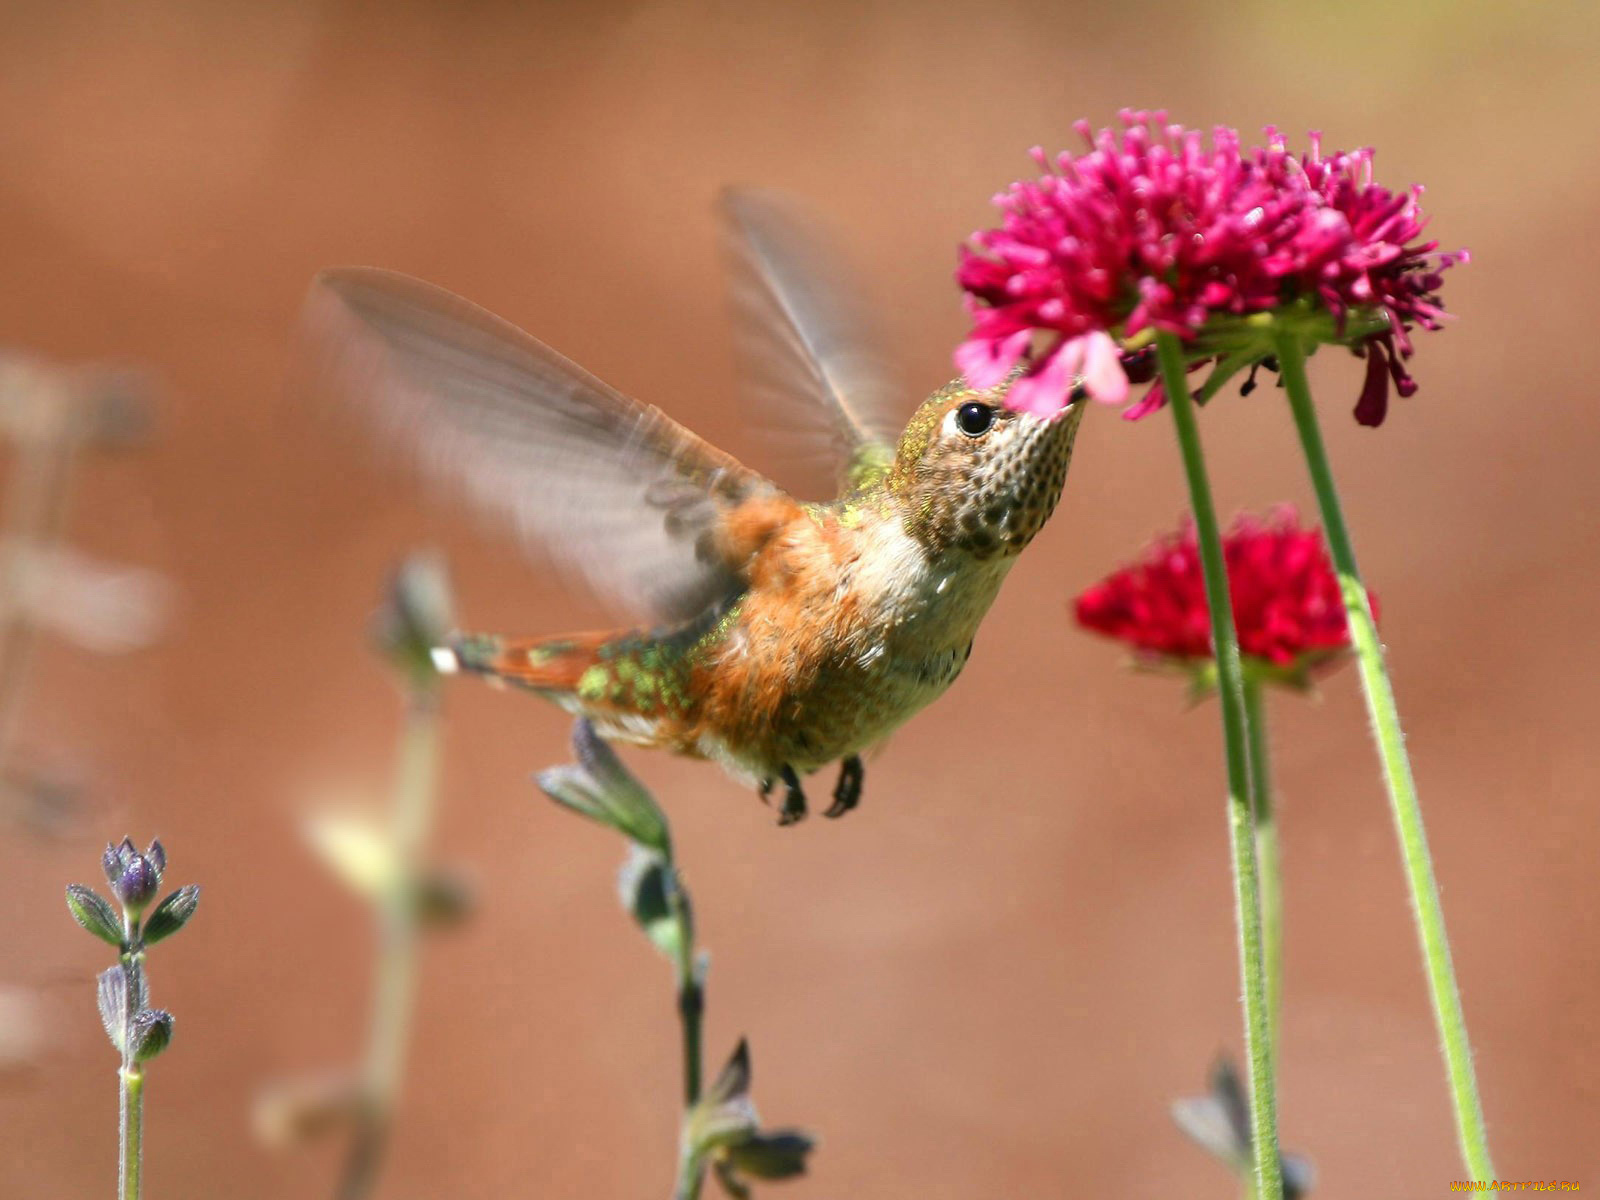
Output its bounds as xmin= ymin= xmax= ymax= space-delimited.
xmin=120 ymin=1064 xmax=143 ymax=1200
xmin=1158 ymin=332 xmax=1281 ymax=1200
xmin=1274 ymin=330 xmax=1494 ymax=1181
xmin=1242 ymin=676 xmax=1283 ymax=1053
xmin=338 ymin=689 xmax=442 ymax=1200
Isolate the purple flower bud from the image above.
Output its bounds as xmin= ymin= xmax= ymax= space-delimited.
xmin=113 ymin=855 xmax=159 ymax=911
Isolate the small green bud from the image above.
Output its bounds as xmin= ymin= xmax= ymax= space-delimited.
xmin=687 ymin=1039 xmax=758 ymax=1152
xmin=142 ymin=884 xmax=201 ymax=945
xmin=692 ymin=1039 xmax=816 ymax=1197
xmin=65 ymin=884 xmax=123 ymax=948
xmin=128 ymin=1009 xmax=174 ymax=1061
xmin=617 ymin=845 xmax=685 ymax=960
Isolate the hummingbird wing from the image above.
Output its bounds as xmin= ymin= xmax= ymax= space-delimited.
xmin=717 ymin=188 xmax=906 ymax=496
xmin=303 ymin=268 xmax=779 ymax=624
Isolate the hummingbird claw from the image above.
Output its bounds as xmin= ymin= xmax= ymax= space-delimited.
xmin=764 ymin=765 xmax=807 ymax=826
xmin=824 ymin=755 xmax=864 ymax=819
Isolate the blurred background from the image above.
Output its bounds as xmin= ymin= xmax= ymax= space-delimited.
xmin=3 ymin=1 xmax=1597 ymax=1195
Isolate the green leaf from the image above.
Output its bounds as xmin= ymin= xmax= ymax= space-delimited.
xmin=142 ymin=884 xmax=201 ymax=945
xmin=724 ymin=1130 xmax=815 ymax=1181
xmin=96 ymin=965 xmax=128 ymax=1052
xmin=65 ymin=884 xmax=123 ymax=948
xmin=536 ymin=720 xmax=670 ymax=854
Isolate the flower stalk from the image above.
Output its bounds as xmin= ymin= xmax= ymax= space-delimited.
xmin=120 ymin=1057 xmax=144 ymax=1200
xmin=1242 ymin=676 xmax=1283 ymax=1051
xmin=338 ymin=687 xmax=443 ymax=1200
xmin=1273 ymin=330 xmax=1494 ymax=1181
xmin=540 ymin=722 xmax=812 ymax=1200
xmin=1158 ymin=331 xmax=1281 ymax=1200
xmin=67 ymin=839 xmax=198 ymax=1200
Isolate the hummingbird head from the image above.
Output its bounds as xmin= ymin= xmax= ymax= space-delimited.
xmin=887 ymin=377 xmax=1085 ymax=559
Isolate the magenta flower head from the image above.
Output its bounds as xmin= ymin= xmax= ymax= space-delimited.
xmin=956 ymin=112 xmax=1466 ymax=425
xmin=1074 ymin=507 xmax=1376 ymax=691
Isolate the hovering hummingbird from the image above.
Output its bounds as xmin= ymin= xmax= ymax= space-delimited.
xmin=304 ymin=190 xmax=1085 ymax=825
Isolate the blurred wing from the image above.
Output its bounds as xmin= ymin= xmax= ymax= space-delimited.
xmin=303 ymin=268 xmax=778 ymax=623
xmin=718 ymin=188 xmax=905 ymax=494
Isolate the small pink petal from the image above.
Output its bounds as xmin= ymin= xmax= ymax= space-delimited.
xmin=1006 ymin=339 xmax=1082 ymax=416
xmin=954 ymin=330 xmax=1030 ymax=389
xmin=1079 ymin=331 xmax=1129 ymax=406
xmin=1121 ymin=380 xmax=1167 ymax=421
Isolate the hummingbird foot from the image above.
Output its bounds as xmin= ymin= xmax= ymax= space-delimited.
xmin=824 ymin=755 xmax=864 ymax=819
xmin=760 ymin=765 xmax=807 ymax=826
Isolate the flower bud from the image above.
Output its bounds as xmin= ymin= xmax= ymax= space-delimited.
xmin=691 ymin=1040 xmax=816 ymax=1196
xmin=538 ymin=719 xmax=670 ymax=854
xmin=65 ymin=884 xmax=123 ymax=948
xmin=128 ymin=1009 xmax=174 ymax=1062
xmin=618 ymin=845 xmax=685 ymax=961
xmin=722 ymin=1130 xmax=815 ymax=1182
xmin=411 ymin=869 xmax=474 ymax=929
xmin=103 ymin=838 xmax=165 ymax=913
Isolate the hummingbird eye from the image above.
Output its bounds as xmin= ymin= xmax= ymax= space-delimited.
xmin=955 ymin=402 xmax=995 ymax=437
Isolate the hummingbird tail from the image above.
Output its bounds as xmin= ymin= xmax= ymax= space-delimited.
xmin=445 ymin=632 xmax=612 ymax=696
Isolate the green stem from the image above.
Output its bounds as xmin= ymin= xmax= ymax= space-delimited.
xmin=1274 ymin=331 xmax=1494 ymax=1181
xmin=1242 ymin=677 xmax=1283 ymax=1054
xmin=339 ymin=689 xmax=443 ymax=1200
xmin=673 ymin=1138 xmax=705 ymax=1200
xmin=1158 ymin=332 xmax=1281 ymax=1200
xmin=666 ymin=870 xmax=703 ymax=1108
xmin=120 ymin=1064 xmax=143 ymax=1200
xmin=666 ymin=855 xmax=705 ymax=1200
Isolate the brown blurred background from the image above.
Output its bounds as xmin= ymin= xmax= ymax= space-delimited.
xmin=3 ymin=1 xmax=1597 ymax=1195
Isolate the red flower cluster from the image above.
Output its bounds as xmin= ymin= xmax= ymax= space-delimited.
xmin=956 ymin=112 xmax=1466 ymax=425
xmin=1074 ymin=509 xmax=1374 ymax=680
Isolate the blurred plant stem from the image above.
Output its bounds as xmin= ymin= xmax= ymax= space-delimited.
xmin=338 ymin=688 xmax=442 ymax=1200
xmin=674 ymin=1136 xmax=706 ymax=1200
xmin=1275 ymin=331 xmax=1494 ymax=1183
xmin=1241 ymin=677 xmax=1282 ymax=1052
xmin=0 ymin=415 xmax=77 ymax=811
xmin=1158 ymin=331 xmax=1281 ymax=1200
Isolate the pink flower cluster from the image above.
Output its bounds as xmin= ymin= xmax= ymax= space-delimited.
xmin=956 ymin=112 xmax=1466 ymax=425
xmin=1074 ymin=508 xmax=1375 ymax=675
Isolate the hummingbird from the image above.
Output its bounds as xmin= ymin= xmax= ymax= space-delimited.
xmin=303 ymin=190 xmax=1085 ymax=825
